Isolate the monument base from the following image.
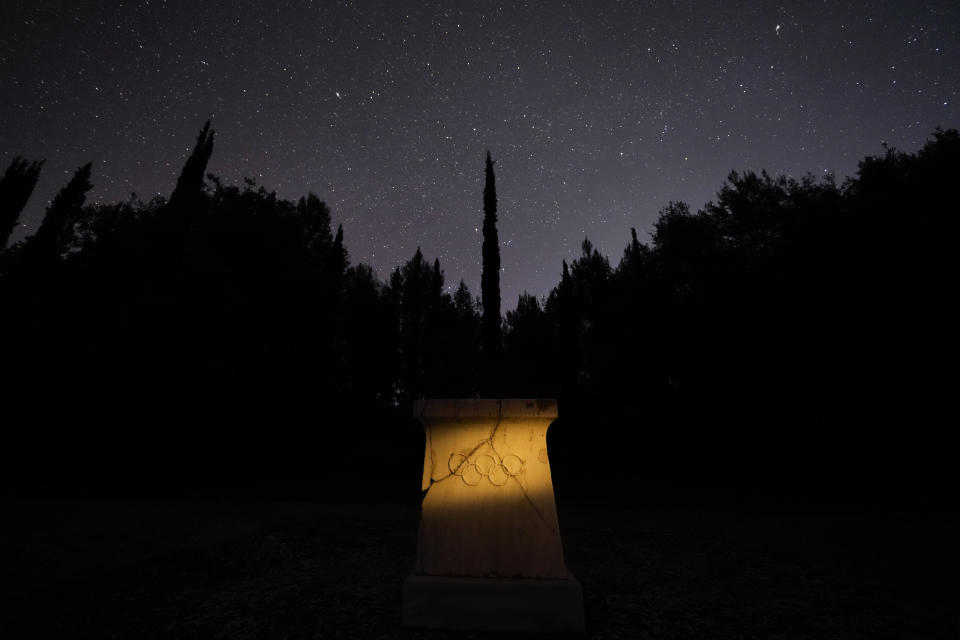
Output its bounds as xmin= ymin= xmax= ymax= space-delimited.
xmin=402 ymin=573 xmax=585 ymax=633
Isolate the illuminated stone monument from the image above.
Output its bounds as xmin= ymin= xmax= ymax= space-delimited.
xmin=402 ymin=398 xmax=584 ymax=632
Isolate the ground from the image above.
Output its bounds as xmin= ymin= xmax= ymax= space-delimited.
xmin=2 ymin=500 xmax=957 ymax=638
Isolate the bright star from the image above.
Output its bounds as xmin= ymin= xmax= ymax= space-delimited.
xmin=775 ymin=24 xmax=781 ymax=36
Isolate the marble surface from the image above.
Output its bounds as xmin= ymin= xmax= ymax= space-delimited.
xmin=413 ymin=399 xmax=569 ymax=579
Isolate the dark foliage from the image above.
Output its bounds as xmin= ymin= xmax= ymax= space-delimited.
xmin=0 ymin=156 xmax=44 ymax=249
xmin=1 ymin=125 xmax=956 ymax=509
xmin=25 ymin=162 xmax=93 ymax=264
xmin=168 ymin=120 xmax=214 ymax=212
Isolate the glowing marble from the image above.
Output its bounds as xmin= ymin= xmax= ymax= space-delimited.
xmin=403 ymin=398 xmax=583 ymax=632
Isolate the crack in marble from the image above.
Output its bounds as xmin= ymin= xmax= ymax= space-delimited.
xmin=510 ymin=475 xmax=558 ymax=534
xmin=420 ymin=400 xmax=504 ymax=495
xmin=412 ymin=399 xmax=571 ymax=581
xmin=417 ymin=399 xmax=557 ymax=534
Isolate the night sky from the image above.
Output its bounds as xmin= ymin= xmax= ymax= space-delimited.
xmin=2 ymin=1 xmax=957 ymax=306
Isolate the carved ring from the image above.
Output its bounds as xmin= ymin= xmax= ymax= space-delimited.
xmin=448 ymin=449 xmax=525 ymax=487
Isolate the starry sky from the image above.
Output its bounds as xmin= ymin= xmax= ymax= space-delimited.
xmin=2 ymin=1 xmax=957 ymax=307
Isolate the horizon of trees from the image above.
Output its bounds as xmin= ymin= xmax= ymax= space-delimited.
xmin=3 ymin=128 xmax=955 ymax=320
xmin=1 ymin=124 xmax=956 ymax=507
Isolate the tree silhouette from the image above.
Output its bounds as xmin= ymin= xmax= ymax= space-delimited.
xmin=0 ymin=157 xmax=45 ymax=249
xmin=295 ymin=192 xmax=334 ymax=254
xmin=26 ymin=162 xmax=93 ymax=262
xmin=453 ymin=279 xmax=475 ymax=320
xmin=331 ymin=223 xmax=347 ymax=283
xmin=169 ymin=120 xmax=215 ymax=212
xmin=553 ymin=259 xmax=578 ymax=401
xmin=2 ymin=125 xmax=956 ymax=506
xmin=503 ymin=292 xmax=554 ymax=397
xmin=480 ymin=150 xmax=502 ymax=394
xmin=396 ymin=247 xmax=432 ymax=402
xmin=449 ymin=279 xmax=481 ymax=395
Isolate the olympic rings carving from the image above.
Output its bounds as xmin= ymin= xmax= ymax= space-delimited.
xmin=448 ymin=449 xmax=525 ymax=487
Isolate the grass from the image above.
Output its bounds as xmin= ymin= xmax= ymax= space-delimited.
xmin=2 ymin=500 xmax=958 ymax=638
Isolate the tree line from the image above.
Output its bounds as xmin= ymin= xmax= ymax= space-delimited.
xmin=1 ymin=124 xmax=956 ymax=506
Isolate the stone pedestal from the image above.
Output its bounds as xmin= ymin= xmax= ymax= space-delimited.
xmin=402 ymin=399 xmax=584 ymax=633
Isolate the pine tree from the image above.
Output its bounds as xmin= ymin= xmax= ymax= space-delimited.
xmin=480 ymin=150 xmax=502 ymax=393
xmin=453 ymin=279 xmax=475 ymax=319
xmin=331 ymin=223 xmax=347 ymax=276
xmin=558 ymin=259 xmax=579 ymax=400
xmin=431 ymin=258 xmax=444 ymax=300
xmin=398 ymin=248 xmax=429 ymax=401
xmin=450 ymin=278 xmax=480 ymax=396
xmin=296 ymin=193 xmax=333 ymax=254
xmin=0 ymin=157 xmax=45 ymax=249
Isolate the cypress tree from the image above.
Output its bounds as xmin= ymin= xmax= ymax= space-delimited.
xmin=480 ymin=151 xmax=502 ymax=393
xmin=169 ymin=120 xmax=215 ymax=212
xmin=28 ymin=162 xmax=93 ymax=261
xmin=0 ymin=157 xmax=45 ymax=249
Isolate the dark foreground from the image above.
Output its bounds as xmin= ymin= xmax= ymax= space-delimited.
xmin=2 ymin=501 xmax=957 ymax=639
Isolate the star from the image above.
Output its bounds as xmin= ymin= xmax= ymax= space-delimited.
xmin=1 ymin=1 xmax=955 ymax=307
